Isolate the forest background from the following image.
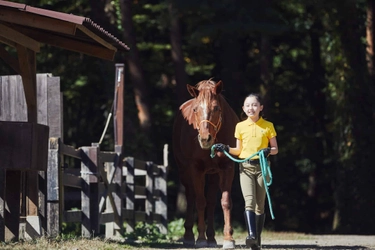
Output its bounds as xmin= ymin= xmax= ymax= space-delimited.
xmin=1 ymin=0 xmax=375 ymax=235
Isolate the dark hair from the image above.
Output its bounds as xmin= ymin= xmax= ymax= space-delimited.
xmin=240 ymin=93 xmax=265 ymax=120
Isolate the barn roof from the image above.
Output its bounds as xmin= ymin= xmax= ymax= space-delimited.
xmin=0 ymin=0 xmax=129 ymax=61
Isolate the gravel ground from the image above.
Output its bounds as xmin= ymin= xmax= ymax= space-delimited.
xmin=2 ymin=234 xmax=374 ymax=250
xmin=261 ymin=235 xmax=375 ymax=250
xmin=140 ymin=235 xmax=375 ymax=250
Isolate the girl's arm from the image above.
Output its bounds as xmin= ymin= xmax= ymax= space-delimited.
xmin=228 ymin=139 xmax=242 ymax=156
xmin=269 ymin=137 xmax=278 ymax=155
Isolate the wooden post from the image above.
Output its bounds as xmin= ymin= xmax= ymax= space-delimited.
xmin=155 ymin=144 xmax=168 ymax=234
xmin=81 ymin=146 xmax=100 ymax=237
xmin=105 ymin=146 xmax=123 ymax=238
xmin=113 ymin=63 xmax=125 ymax=149
xmin=46 ymin=138 xmax=61 ymax=237
xmin=145 ymin=162 xmax=154 ymax=224
xmin=125 ymin=157 xmax=135 ymax=233
xmin=4 ymin=171 xmax=21 ymax=241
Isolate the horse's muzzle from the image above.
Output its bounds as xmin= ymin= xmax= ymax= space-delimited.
xmin=198 ymin=134 xmax=213 ymax=149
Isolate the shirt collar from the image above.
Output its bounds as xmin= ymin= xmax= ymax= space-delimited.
xmin=246 ymin=117 xmax=263 ymax=125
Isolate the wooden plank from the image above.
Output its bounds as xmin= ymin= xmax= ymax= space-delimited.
xmin=46 ymin=202 xmax=59 ymax=237
xmin=16 ymin=44 xmax=37 ymax=122
xmin=63 ymin=173 xmax=81 ymax=189
xmin=77 ymin=25 xmax=116 ymax=51
xmin=0 ymin=8 xmax=78 ymax=35
xmin=46 ymin=76 xmax=62 ymax=138
xmin=145 ymin=162 xmax=154 ymax=224
xmin=113 ymin=64 xmax=124 ymax=147
xmin=63 ymin=210 xmax=81 ymax=223
xmin=46 ymin=138 xmax=60 ymax=237
xmin=99 ymin=151 xmax=118 ymax=163
xmin=0 ymin=75 xmax=27 ymax=121
xmin=14 ymin=26 xmax=116 ymax=61
xmin=80 ymin=146 xmax=99 ymax=237
xmin=155 ymin=164 xmax=168 ymax=234
xmin=60 ymin=143 xmax=81 ymax=159
xmin=94 ymin=147 xmax=122 ymax=238
xmin=0 ymin=24 xmax=40 ymax=52
xmin=100 ymin=211 xmax=114 ymax=224
xmin=124 ymin=157 xmax=135 ymax=233
xmin=47 ymin=138 xmax=60 ymax=201
xmin=0 ymin=122 xmax=49 ymax=170
xmin=37 ymin=74 xmax=48 ymax=125
xmin=105 ymin=146 xmax=123 ymax=238
xmin=4 ymin=171 xmax=21 ymax=241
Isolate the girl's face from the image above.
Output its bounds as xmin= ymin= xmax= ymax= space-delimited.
xmin=242 ymin=96 xmax=263 ymax=120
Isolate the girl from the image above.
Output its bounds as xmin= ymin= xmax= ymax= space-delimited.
xmin=215 ymin=93 xmax=278 ymax=250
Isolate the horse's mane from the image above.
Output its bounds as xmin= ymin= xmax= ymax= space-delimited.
xmin=180 ymin=80 xmax=222 ymax=129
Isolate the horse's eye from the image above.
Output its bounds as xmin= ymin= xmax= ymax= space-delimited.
xmin=193 ymin=108 xmax=197 ymax=113
xmin=213 ymin=106 xmax=219 ymax=112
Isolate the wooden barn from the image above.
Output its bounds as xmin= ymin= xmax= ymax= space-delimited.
xmin=0 ymin=0 xmax=130 ymax=241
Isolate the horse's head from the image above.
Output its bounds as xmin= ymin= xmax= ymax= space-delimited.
xmin=181 ymin=79 xmax=223 ymax=149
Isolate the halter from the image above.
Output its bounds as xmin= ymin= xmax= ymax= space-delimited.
xmin=194 ymin=111 xmax=222 ymax=140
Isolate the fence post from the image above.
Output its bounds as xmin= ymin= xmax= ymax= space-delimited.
xmin=145 ymin=162 xmax=154 ymax=224
xmin=155 ymin=144 xmax=168 ymax=234
xmin=125 ymin=157 xmax=135 ymax=233
xmin=105 ymin=146 xmax=123 ymax=238
xmin=81 ymin=145 xmax=100 ymax=237
xmin=46 ymin=137 xmax=61 ymax=237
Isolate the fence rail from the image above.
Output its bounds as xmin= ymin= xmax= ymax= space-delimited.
xmin=47 ymin=137 xmax=168 ymax=238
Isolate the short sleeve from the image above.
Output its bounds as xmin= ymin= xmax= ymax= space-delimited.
xmin=268 ymin=123 xmax=277 ymax=139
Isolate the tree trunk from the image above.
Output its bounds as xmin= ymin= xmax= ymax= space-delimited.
xmin=168 ymin=2 xmax=190 ymax=108
xmin=367 ymin=0 xmax=375 ymax=76
xmin=168 ymin=2 xmax=190 ymax=217
xmin=119 ymin=0 xmax=152 ymax=133
xmin=332 ymin=0 xmax=375 ymax=233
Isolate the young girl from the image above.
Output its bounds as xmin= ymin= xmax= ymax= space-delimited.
xmin=214 ymin=93 xmax=278 ymax=250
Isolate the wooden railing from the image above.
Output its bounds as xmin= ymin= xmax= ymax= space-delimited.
xmin=47 ymin=138 xmax=168 ymax=238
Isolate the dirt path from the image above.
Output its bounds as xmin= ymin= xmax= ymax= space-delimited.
xmin=261 ymin=235 xmax=375 ymax=249
xmin=140 ymin=235 xmax=375 ymax=250
xmin=2 ymin=234 xmax=375 ymax=249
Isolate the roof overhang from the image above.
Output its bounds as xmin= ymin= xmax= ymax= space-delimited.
xmin=0 ymin=0 xmax=129 ymax=61
xmin=0 ymin=1 xmax=129 ymax=123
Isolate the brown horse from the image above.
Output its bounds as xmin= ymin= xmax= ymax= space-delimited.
xmin=172 ymin=79 xmax=239 ymax=249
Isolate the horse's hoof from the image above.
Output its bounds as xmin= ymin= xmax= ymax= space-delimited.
xmin=196 ymin=239 xmax=208 ymax=248
xmin=207 ymin=239 xmax=218 ymax=248
xmin=183 ymin=239 xmax=195 ymax=247
xmin=222 ymin=240 xmax=235 ymax=249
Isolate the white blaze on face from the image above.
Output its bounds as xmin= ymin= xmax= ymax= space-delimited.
xmin=201 ymin=99 xmax=208 ymax=122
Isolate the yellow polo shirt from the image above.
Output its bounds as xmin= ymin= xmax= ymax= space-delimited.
xmin=234 ymin=117 xmax=277 ymax=159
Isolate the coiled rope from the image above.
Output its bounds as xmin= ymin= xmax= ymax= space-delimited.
xmin=210 ymin=145 xmax=275 ymax=219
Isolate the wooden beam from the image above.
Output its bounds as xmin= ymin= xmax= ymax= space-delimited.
xmin=0 ymin=8 xmax=79 ymax=35
xmin=0 ymin=35 xmax=17 ymax=48
xmin=15 ymin=26 xmax=116 ymax=61
xmin=77 ymin=25 xmax=117 ymax=51
xmin=0 ymin=24 xmax=40 ymax=52
xmin=16 ymin=44 xmax=37 ymax=122
xmin=0 ymin=45 xmax=21 ymax=74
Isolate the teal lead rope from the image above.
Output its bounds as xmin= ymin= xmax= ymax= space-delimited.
xmin=210 ymin=145 xmax=275 ymax=220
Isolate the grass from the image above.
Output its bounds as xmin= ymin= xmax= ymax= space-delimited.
xmin=0 ymin=220 xmax=313 ymax=249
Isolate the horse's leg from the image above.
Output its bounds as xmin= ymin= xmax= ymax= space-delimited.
xmin=183 ymin=182 xmax=196 ymax=246
xmin=206 ymin=174 xmax=219 ymax=247
xmin=194 ymin=172 xmax=208 ymax=247
xmin=220 ymin=169 xmax=235 ymax=249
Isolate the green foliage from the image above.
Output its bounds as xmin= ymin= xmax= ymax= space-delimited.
xmin=123 ymin=222 xmax=167 ymax=242
xmin=3 ymin=0 xmax=375 ymax=235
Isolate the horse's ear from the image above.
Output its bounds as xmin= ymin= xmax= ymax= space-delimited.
xmin=215 ymin=80 xmax=223 ymax=94
xmin=187 ymin=84 xmax=199 ymax=97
